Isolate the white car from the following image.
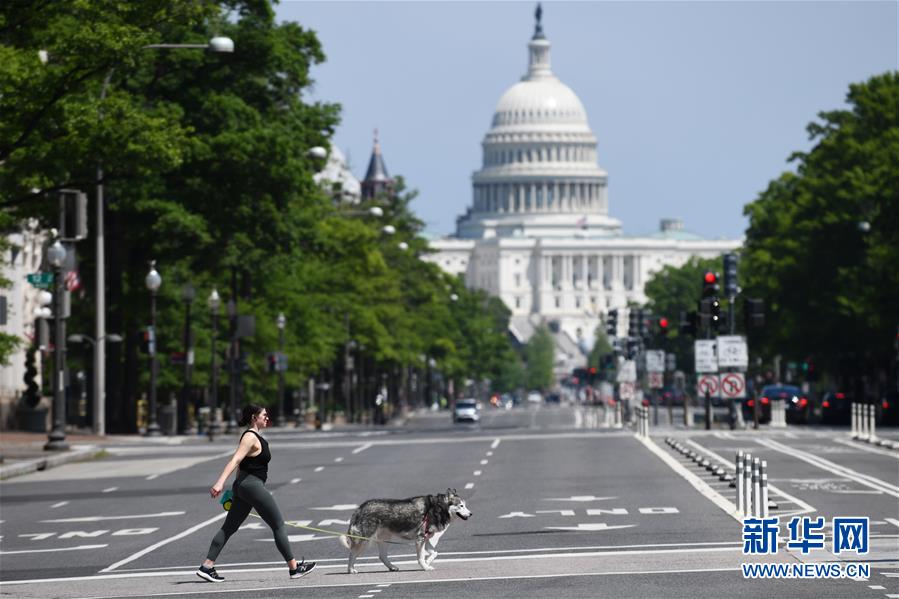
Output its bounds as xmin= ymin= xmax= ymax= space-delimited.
xmin=453 ymin=399 xmax=481 ymax=423
xmin=527 ymin=391 xmax=543 ymax=404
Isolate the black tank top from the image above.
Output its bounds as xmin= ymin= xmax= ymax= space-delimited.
xmin=238 ymin=430 xmax=270 ymax=482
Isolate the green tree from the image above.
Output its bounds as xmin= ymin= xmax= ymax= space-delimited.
xmin=742 ymin=72 xmax=899 ymax=392
xmin=524 ymin=325 xmax=555 ymax=392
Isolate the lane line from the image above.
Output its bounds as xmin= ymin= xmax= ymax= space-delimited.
xmin=56 ymin=566 xmax=743 ymax=598
xmin=757 ymin=438 xmax=899 ymax=498
xmin=335 ymin=457 xmax=344 ymax=463
xmin=41 ymin=511 xmax=185 ymax=523
xmin=473 ymin=470 xmax=482 ymax=476
xmin=0 ymin=544 xmax=107 ymax=555
xmin=102 ymin=487 xmax=118 ymax=493
xmin=480 ymin=459 xmax=488 ymax=465
xmin=490 ymin=438 xmax=501 ymax=450
xmin=635 ymin=434 xmax=740 ymax=522
xmin=62 ymin=540 xmax=748 ymax=573
xmin=886 ymin=518 xmax=899 ymax=528
xmin=50 ymin=501 xmax=69 ymax=509
xmin=352 ymin=443 xmax=372 ymax=454
xmin=290 ymin=478 xmax=301 ymax=484
xmin=100 ymin=512 xmax=227 ymax=572
xmin=486 ymin=451 xmax=493 ymax=457
xmin=146 ymin=474 xmax=160 ymax=481
xmin=314 ymin=466 xmax=325 ymax=472
xmin=9 ymin=547 xmax=746 ymax=586
xmin=834 ymin=437 xmax=899 ymax=459
xmin=464 ymin=483 xmax=474 ymax=490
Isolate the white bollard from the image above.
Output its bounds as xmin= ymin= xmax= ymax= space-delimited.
xmin=851 ymin=403 xmax=858 ymax=437
xmin=752 ymin=457 xmax=761 ymax=518
xmin=743 ymin=453 xmax=753 ymax=516
xmin=615 ymin=401 xmax=623 ymax=428
xmin=867 ymin=403 xmax=876 ymax=442
xmin=859 ymin=403 xmax=868 ymax=440
xmin=760 ymin=460 xmax=769 ymax=518
xmin=736 ymin=451 xmax=744 ymax=515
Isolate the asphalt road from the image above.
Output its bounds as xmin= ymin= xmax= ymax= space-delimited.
xmin=1 ymin=404 xmax=897 ymax=599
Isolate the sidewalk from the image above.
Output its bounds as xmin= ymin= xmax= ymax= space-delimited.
xmin=0 ymin=411 xmax=417 ymax=481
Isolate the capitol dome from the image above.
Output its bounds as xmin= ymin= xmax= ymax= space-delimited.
xmin=456 ymin=6 xmax=620 ymax=240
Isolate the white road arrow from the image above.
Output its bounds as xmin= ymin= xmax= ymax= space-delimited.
xmin=545 ymin=523 xmax=635 ymax=532
xmin=544 ymin=496 xmax=616 ymax=502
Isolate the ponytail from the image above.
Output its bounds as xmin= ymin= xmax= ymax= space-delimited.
xmin=238 ymin=404 xmax=264 ymax=427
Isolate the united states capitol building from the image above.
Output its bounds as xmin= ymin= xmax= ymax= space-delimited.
xmin=318 ymin=8 xmax=741 ymax=377
xmin=422 ymin=9 xmax=740 ymax=375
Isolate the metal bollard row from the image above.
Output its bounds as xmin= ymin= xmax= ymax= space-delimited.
xmin=735 ymin=451 xmax=768 ymax=518
xmin=851 ymin=402 xmax=877 ymax=442
xmin=635 ymin=406 xmax=650 ymax=438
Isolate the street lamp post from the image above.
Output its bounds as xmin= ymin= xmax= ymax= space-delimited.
xmin=226 ymin=298 xmax=238 ymax=434
xmin=45 ymin=238 xmax=68 ymax=451
xmin=93 ymin=37 xmax=234 ymax=437
xmin=144 ymin=261 xmax=162 ymax=436
xmin=207 ymin=289 xmax=221 ymax=439
xmin=180 ymin=282 xmax=196 ymax=434
xmin=276 ymin=313 xmax=286 ymax=427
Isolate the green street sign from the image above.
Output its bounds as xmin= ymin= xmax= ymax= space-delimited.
xmin=26 ymin=272 xmax=54 ymax=289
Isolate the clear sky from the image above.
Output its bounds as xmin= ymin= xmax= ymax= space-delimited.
xmin=275 ymin=1 xmax=898 ymax=240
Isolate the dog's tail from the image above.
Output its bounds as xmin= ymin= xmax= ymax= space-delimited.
xmin=338 ymin=533 xmax=351 ymax=549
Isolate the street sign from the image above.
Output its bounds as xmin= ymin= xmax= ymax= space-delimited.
xmin=694 ymin=340 xmax=718 ymax=373
xmin=717 ymin=335 xmax=748 ymax=369
xmin=720 ymin=372 xmax=746 ymax=399
xmin=665 ymin=352 xmax=676 ymax=372
xmin=696 ymin=374 xmax=720 ymax=397
xmin=26 ymin=272 xmax=54 ymax=289
xmin=645 ymin=350 xmax=665 ymax=373
xmin=617 ymin=360 xmax=637 ymax=383
xmin=648 ymin=371 xmax=664 ymax=389
xmin=619 ymin=382 xmax=636 ymax=401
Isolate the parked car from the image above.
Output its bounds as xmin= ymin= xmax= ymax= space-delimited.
xmin=527 ymin=391 xmax=543 ymax=404
xmin=453 ymin=399 xmax=480 ymax=423
xmin=660 ymin=387 xmax=685 ymax=407
xmin=545 ymin=392 xmax=561 ymax=405
xmin=820 ymin=390 xmax=851 ymax=425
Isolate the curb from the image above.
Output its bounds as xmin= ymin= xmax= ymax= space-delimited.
xmin=0 ymin=445 xmax=106 ymax=481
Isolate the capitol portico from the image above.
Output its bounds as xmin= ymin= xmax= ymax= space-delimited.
xmin=424 ymin=6 xmax=741 ymax=375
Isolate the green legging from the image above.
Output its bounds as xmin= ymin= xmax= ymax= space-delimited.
xmin=205 ymin=471 xmax=294 ymax=562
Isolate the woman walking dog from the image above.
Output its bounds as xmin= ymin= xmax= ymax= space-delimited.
xmin=197 ymin=404 xmax=315 ymax=583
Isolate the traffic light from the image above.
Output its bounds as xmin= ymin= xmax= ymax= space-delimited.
xmin=606 ymin=309 xmax=618 ymax=337
xmin=588 ymin=366 xmax=597 ymax=384
xmin=628 ymin=309 xmax=639 ymax=337
xmin=723 ymin=253 xmax=738 ymax=298
xmin=658 ymin=316 xmax=670 ymax=336
xmin=638 ymin=309 xmax=650 ymax=338
xmin=679 ymin=310 xmax=696 ymax=337
xmin=744 ymin=298 xmax=765 ymax=328
xmin=267 ymin=353 xmax=278 ymax=374
xmin=702 ymin=271 xmax=719 ymax=298
xmin=710 ymin=297 xmax=721 ymax=327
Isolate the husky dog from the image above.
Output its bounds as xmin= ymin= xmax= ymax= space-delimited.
xmin=339 ymin=488 xmax=472 ymax=574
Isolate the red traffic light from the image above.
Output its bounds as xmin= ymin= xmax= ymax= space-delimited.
xmin=659 ymin=317 xmax=669 ymax=329
xmin=589 ymin=367 xmax=597 ymax=374
xmin=703 ymin=271 xmax=717 ymax=284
